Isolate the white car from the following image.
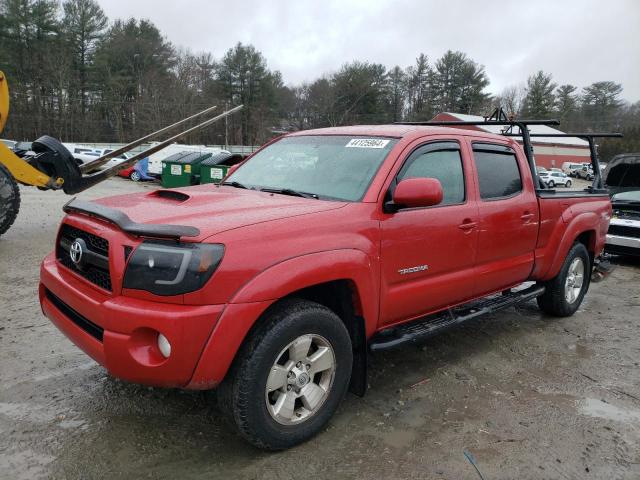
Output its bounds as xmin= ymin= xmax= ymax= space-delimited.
xmin=575 ymin=165 xmax=594 ymax=180
xmin=606 ymin=190 xmax=640 ymax=256
xmin=73 ymin=148 xmax=132 ymax=172
xmin=539 ymin=171 xmax=572 ymax=188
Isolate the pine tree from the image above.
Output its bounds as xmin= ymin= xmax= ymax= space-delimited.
xmin=521 ymin=71 xmax=557 ymax=118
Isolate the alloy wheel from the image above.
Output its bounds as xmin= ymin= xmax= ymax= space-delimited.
xmin=565 ymin=257 xmax=584 ymax=304
xmin=265 ymin=334 xmax=336 ymax=425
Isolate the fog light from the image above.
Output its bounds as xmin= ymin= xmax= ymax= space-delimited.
xmin=157 ymin=333 xmax=171 ymax=358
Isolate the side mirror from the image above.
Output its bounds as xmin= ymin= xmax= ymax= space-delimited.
xmin=392 ymin=178 xmax=443 ymax=210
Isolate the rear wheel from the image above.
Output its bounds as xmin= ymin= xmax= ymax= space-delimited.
xmin=565 ymin=180 xmax=572 ymax=187
xmin=537 ymin=242 xmax=590 ymax=317
xmin=0 ymin=162 xmax=20 ymax=236
xmin=218 ymin=299 xmax=353 ymax=450
xmin=130 ymin=170 xmax=141 ymax=182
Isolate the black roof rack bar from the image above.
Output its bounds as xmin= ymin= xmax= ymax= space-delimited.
xmin=503 ymin=133 xmax=623 ymax=190
xmin=394 ymin=120 xmax=560 ymax=126
xmin=502 ymin=133 xmax=623 ymax=138
xmin=395 ymin=107 xmax=623 ymax=194
xmin=394 ymin=118 xmax=560 ymax=189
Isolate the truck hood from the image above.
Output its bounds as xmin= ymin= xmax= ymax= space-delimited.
xmin=92 ymin=185 xmax=347 ymax=239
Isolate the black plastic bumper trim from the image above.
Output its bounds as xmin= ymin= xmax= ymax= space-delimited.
xmin=45 ymin=288 xmax=104 ymax=342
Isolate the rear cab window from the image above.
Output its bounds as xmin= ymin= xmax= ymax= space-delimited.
xmin=472 ymin=143 xmax=523 ymax=200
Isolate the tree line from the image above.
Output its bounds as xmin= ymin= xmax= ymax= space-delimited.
xmin=1 ymin=0 xmax=638 ymax=159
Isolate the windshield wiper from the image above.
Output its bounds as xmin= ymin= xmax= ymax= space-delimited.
xmin=221 ymin=181 xmax=248 ymax=189
xmin=260 ymin=187 xmax=319 ymax=199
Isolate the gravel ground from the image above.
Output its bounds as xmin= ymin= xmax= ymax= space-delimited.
xmin=1 ymin=178 xmax=639 ymax=479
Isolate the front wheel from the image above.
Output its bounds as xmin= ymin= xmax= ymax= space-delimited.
xmin=537 ymin=242 xmax=591 ymax=317
xmin=548 ymin=180 xmax=555 ymax=187
xmin=130 ymin=170 xmax=141 ymax=182
xmin=218 ymin=299 xmax=353 ymax=450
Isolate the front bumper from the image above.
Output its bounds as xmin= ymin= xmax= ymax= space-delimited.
xmin=40 ymin=254 xmax=224 ymax=388
xmin=605 ymin=234 xmax=640 ymax=255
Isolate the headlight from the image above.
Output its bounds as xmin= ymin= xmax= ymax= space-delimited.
xmin=123 ymin=241 xmax=224 ymax=296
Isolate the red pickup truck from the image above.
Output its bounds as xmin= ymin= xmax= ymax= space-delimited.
xmin=40 ymin=119 xmax=613 ymax=450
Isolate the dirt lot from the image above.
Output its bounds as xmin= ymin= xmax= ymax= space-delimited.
xmin=1 ymin=178 xmax=639 ymax=479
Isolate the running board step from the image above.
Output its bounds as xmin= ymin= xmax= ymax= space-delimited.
xmin=369 ymin=284 xmax=545 ymax=352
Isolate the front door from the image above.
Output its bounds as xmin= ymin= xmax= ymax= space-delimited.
xmin=379 ymin=140 xmax=479 ymax=326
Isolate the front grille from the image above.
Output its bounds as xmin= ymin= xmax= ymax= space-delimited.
xmin=45 ymin=288 xmax=104 ymax=341
xmin=608 ymin=225 xmax=640 ymax=239
xmin=56 ymin=224 xmax=112 ymax=291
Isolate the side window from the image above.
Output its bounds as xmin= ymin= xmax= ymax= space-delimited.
xmin=397 ymin=143 xmax=465 ymax=205
xmin=473 ymin=143 xmax=522 ymax=200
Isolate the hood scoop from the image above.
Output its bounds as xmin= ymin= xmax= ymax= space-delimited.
xmin=149 ymin=190 xmax=191 ymax=203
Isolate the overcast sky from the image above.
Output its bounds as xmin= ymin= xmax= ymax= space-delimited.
xmin=99 ymin=0 xmax=640 ymax=102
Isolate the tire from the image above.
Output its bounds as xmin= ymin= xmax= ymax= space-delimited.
xmin=130 ymin=170 xmax=141 ymax=182
xmin=218 ymin=298 xmax=353 ymax=450
xmin=0 ymin=162 xmax=20 ymax=236
xmin=565 ymin=180 xmax=572 ymax=187
xmin=537 ymin=242 xmax=591 ymax=317
xmin=548 ymin=180 xmax=555 ymax=187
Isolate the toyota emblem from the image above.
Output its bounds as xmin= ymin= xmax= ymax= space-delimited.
xmin=69 ymin=238 xmax=85 ymax=266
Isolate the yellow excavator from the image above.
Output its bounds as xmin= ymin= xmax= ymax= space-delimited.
xmin=0 ymin=70 xmax=242 ymax=235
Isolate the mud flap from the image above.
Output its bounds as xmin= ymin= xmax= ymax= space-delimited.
xmin=348 ymin=315 xmax=368 ymax=397
xmin=591 ymin=254 xmax=615 ymax=283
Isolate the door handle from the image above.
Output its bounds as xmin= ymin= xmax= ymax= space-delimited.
xmin=521 ymin=212 xmax=534 ymax=222
xmin=458 ymin=220 xmax=477 ymax=231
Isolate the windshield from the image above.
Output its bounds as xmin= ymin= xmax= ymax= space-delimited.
xmin=226 ymin=135 xmax=397 ymax=201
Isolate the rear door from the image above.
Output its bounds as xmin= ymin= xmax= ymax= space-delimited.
xmin=470 ymin=141 xmax=539 ymax=296
xmin=379 ymin=139 xmax=479 ymax=326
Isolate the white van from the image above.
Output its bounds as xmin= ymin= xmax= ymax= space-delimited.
xmin=561 ymin=162 xmax=584 ymax=177
xmin=62 ymin=143 xmax=95 ymax=155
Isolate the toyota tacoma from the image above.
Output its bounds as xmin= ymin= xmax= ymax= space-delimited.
xmin=40 ymin=118 xmax=614 ymax=450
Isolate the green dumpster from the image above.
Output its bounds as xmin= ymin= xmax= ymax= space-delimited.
xmin=161 ymin=151 xmax=212 ymax=188
xmin=200 ymin=152 xmax=244 ymax=184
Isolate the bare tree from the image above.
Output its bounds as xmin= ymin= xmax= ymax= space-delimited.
xmin=497 ymin=84 xmax=526 ymax=117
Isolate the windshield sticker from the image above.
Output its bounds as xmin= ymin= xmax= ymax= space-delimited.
xmin=345 ymin=138 xmax=390 ymax=149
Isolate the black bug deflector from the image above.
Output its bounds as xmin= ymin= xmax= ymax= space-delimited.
xmin=63 ymin=198 xmax=200 ymax=239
